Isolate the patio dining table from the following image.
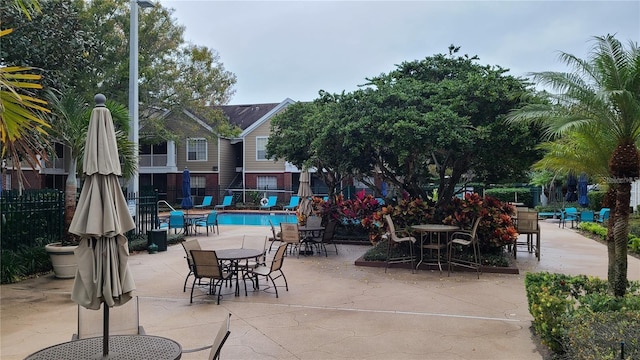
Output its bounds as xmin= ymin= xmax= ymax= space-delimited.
xmin=411 ymin=224 xmax=459 ymax=272
xmin=24 ymin=335 xmax=182 ymax=360
xmin=216 ymin=248 xmax=263 ymax=296
xmin=184 ymin=214 xmax=206 ymax=235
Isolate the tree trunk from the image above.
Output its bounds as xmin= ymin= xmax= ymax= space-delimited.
xmin=612 ymin=182 xmax=630 ymax=296
xmin=63 ymin=159 xmax=78 ymax=244
xmin=607 ymin=141 xmax=638 ymax=297
xmin=603 ymin=186 xmax=617 ymax=293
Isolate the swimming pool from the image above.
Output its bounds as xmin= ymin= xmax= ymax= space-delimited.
xmin=217 ymin=212 xmax=297 ymax=226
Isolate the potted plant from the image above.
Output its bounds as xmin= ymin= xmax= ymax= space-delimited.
xmin=44 ymin=92 xmax=136 ymax=278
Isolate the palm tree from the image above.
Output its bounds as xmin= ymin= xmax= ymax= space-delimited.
xmin=508 ymin=35 xmax=640 ymax=296
xmin=47 ymin=91 xmax=137 ymax=244
xmin=0 ymin=16 xmax=50 ymax=192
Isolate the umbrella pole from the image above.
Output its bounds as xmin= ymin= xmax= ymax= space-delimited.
xmin=103 ymin=304 xmax=109 ymax=356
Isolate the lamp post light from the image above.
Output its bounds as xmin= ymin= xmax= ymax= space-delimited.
xmin=128 ymin=0 xmax=154 ymax=199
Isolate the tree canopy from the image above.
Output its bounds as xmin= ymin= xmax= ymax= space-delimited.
xmin=268 ymin=47 xmax=542 ymax=211
xmin=2 ymin=0 xmax=238 ymax=143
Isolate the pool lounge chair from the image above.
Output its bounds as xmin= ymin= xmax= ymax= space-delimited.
xmin=260 ymin=196 xmax=278 ymax=210
xmin=214 ymin=195 xmax=233 ymax=210
xmin=195 ymin=196 xmax=213 ymax=209
xmin=283 ymin=196 xmax=300 ymax=210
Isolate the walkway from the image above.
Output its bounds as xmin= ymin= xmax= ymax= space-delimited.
xmin=1 ymin=221 xmax=639 ymax=359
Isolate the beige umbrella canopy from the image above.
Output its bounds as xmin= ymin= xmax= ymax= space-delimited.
xmin=297 ymin=170 xmax=313 ymax=217
xmin=69 ymin=94 xmax=136 ymax=356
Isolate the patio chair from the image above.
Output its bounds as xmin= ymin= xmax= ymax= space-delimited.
xmin=321 ymin=220 xmax=338 ymax=256
xmin=195 ymin=211 xmax=219 ymax=236
xmin=596 ymin=208 xmax=610 ymax=224
xmin=194 ymin=195 xmax=213 ymax=209
xmin=283 ymin=196 xmax=300 ymax=210
xmin=579 ymin=210 xmax=595 ymax=223
xmin=383 ymin=215 xmax=416 ymax=273
xmin=72 ymin=296 xmax=144 ymax=340
xmin=267 ymin=219 xmax=282 ymax=253
xmin=190 ymin=250 xmax=233 ymax=304
xmin=260 ymin=196 xmax=278 ymax=210
xmin=280 ymin=222 xmax=302 ymax=257
xmin=241 ymin=235 xmax=268 ymax=270
xmin=303 ymin=215 xmax=324 ymax=252
xmin=209 ymin=313 xmax=231 ymax=360
xmin=514 ymin=210 xmax=540 ymax=261
xmin=181 ymin=313 xmax=231 ymax=360
xmin=181 ymin=239 xmax=201 ymax=292
xmin=306 ymin=215 xmax=322 ymax=227
xmin=447 ymin=217 xmax=482 ymax=278
xmin=559 ymin=207 xmax=579 ymax=228
xmin=214 ymin=195 xmax=234 ymax=210
xmin=246 ymin=243 xmax=289 ymax=298
xmin=168 ymin=211 xmax=186 ymax=234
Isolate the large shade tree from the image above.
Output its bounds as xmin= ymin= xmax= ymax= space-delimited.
xmin=269 ymin=47 xmax=542 ymax=213
xmin=507 ymin=35 xmax=640 ymax=296
xmin=3 ymin=0 xmax=238 ymax=144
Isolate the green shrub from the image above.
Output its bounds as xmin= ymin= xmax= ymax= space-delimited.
xmin=578 ymin=222 xmax=608 ymax=238
xmin=524 ymin=272 xmax=640 ymax=355
xmin=484 ymin=187 xmax=534 ymax=207
xmin=1 ymin=250 xmax=27 ymax=284
xmin=578 ymin=222 xmax=640 ymax=255
xmin=563 ymin=311 xmax=640 ymax=360
xmin=0 ymin=239 xmax=53 ymax=284
xmin=587 ymin=191 xmax=606 ymax=211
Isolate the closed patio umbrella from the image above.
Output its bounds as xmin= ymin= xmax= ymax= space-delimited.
xmin=297 ymin=170 xmax=313 ymax=218
xmin=181 ymin=168 xmax=193 ymax=214
xmin=69 ymin=94 xmax=136 ymax=357
xmin=578 ymin=173 xmax=589 ymax=207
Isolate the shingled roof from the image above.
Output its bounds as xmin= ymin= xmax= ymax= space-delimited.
xmin=215 ymin=103 xmax=280 ymax=131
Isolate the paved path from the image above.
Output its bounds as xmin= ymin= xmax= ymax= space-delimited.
xmin=1 ymin=221 xmax=639 ymax=359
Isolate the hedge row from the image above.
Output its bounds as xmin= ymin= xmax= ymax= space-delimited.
xmin=524 ymin=272 xmax=640 ymax=358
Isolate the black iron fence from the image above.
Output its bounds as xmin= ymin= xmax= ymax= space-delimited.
xmin=127 ymin=191 xmax=159 ymax=238
xmin=0 ymin=189 xmax=64 ymax=251
xmin=0 ymin=189 xmax=159 ymax=251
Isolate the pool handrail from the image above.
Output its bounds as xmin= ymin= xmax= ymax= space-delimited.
xmin=158 ymin=200 xmax=176 ymax=213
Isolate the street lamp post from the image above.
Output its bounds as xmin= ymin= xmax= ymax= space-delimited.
xmin=128 ymin=0 xmax=154 ymax=199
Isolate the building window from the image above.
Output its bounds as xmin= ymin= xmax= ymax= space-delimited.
xmin=191 ymin=176 xmax=206 ymax=196
xmin=256 ymin=137 xmax=268 ymax=161
xmin=257 ymin=176 xmax=277 ymax=190
xmin=187 ymin=138 xmax=207 ymax=161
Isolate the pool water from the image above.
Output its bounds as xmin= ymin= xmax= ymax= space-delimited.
xmin=217 ymin=212 xmax=297 ymax=226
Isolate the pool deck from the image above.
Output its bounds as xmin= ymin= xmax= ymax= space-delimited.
xmin=2 ymin=220 xmax=639 ymax=359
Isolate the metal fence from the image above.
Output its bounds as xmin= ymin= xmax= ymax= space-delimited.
xmin=0 ymin=189 xmax=159 ymax=251
xmin=0 ymin=189 xmax=64 ymax=251
xmin=127 ymin=191 xmax=159 ymax=238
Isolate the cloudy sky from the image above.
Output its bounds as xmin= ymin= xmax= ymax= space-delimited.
xmin=158 ymin=1 xmax=640 ymax=105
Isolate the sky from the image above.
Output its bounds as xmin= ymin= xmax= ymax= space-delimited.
xmin=158 ymin=0 xmax=640 ymax=105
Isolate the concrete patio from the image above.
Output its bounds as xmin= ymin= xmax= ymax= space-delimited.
xmin=1 ymin=221 xmax=639 ymax=359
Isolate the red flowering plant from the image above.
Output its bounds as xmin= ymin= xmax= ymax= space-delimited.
xmin=362 ymin=196 xmax=436 ymax=245
xmin=442 ymin=193 xmax=517 ymax=252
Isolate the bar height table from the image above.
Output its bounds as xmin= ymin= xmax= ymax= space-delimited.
xmin=411 ymin=224 xmax=459 ymax=272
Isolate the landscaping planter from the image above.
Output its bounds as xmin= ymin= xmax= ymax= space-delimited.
xmin=45 ymin=243 xmax=78 ymax=279
xmin=354 ymin=255 xmax=519 ymax=274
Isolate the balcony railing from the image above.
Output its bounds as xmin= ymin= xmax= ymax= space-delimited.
xmin=140 ymin=154 xmax=168 ymax=167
